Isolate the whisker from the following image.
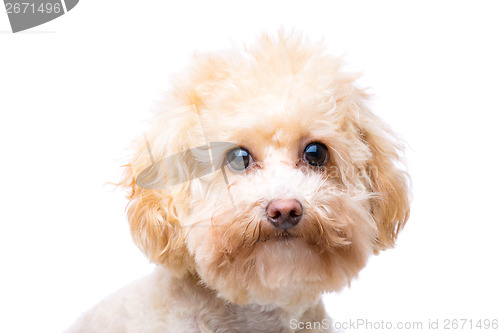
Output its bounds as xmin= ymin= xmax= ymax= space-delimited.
xmin=311 ymin=177 xmax=329 ymax=198
xmin=254 ymin=224 xmax=263 ymax=244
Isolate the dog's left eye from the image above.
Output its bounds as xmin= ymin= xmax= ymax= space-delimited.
xmin=226 ymin=147 xmax=253 ymax=171
xmin=303 ymin=142 xmax=329 ymax=166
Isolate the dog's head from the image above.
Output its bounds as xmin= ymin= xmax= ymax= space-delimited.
xmin=121 ymin=32 xmax=410 ymax=309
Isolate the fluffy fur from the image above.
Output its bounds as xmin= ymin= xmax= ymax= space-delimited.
xmin=67 ymin=32 xmax=410 ymax=333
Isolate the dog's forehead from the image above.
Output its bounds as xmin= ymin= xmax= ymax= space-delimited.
xmin=200 ymin=92 xmax=339 ymax=161
xmin=197 ymin=60 xmax=346 ymax=154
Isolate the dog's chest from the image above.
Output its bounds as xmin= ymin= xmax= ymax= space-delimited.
xmin=198 ymin=303 xmax=292 ymax=333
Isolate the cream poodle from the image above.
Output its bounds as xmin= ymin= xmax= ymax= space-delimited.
xmin=67 ymin=32 xmax=410 ymax=333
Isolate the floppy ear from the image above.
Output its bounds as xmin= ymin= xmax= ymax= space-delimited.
xmin=119 ymin=104 xmax=203 ymax=276
xmin=356 ymin=103 xmax=411 ymax=252
xmin=120 ymin=163 xmax=190 ymax=275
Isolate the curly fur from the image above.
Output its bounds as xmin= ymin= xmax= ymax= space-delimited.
xmin=67 ymin=31 xmax=410 ymax=333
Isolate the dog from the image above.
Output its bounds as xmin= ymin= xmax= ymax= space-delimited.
xmin=67 ymin=32 xmax=410 ymax=333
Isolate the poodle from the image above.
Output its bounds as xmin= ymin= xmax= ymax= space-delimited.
xmin=67 ymin=32 xmax=410 ymax=333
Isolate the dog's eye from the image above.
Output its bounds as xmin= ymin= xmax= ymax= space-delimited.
xmin=226 ymin=147 xmax=253 ymax=171
xmin=303 ymin=142 xmax=329 ymax=166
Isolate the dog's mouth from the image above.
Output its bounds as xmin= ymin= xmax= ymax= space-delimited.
xmin=258 ymin=229 xmax=298 ymax=242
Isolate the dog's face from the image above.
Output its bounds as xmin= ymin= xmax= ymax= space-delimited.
xmin=122 ymin=33 xmax=410 ymax=309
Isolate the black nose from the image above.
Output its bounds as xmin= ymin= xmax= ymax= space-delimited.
xmin=266 ymin=199 xmax=303 ymax=229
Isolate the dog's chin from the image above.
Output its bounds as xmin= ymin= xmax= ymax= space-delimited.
xmin=190 ymin=220 xmax=372 ymax=309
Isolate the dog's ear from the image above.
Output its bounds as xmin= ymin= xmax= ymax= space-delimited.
xmin=119 ymin=105 xmax=201 ymax=276
xmin=120 ymin=164 xmax=190 ymax=275
xmin=354 ymin=97 xmax=411 ymax=252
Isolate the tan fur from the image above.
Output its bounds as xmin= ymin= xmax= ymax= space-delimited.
xmin=67 ymin=31 xmax=410 ymax=333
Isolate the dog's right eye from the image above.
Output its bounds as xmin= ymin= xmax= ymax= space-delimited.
xmin=226 ymin=147 xmax=253 ymax=172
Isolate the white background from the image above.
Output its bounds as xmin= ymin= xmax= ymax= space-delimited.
xmin=1 ymin=1 xmax=499 ymax=332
